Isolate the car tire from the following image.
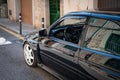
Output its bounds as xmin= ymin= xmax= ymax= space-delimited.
xmin=23 ymin=43 xmax=37 ymax=67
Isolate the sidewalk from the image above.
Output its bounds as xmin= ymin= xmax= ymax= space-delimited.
xmin=0 ymin=18 xmax=38 ymax=36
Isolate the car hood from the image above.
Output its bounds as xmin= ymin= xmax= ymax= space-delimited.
xmin=25 ymin=31 xmax=39 ymax=40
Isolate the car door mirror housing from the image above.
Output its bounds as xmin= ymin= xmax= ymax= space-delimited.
xmin=39 ymin=29 xmax=47 ymax=37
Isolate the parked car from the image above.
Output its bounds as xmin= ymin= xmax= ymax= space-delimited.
xmin=23 ymin=11 xmax=120 ymax=80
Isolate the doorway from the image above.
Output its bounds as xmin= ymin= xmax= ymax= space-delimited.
xmin=49 ymin=0 xmax=60 ymax=25
xmin=21 ymin=0 xmax=33 ymax=24
xmin=0 ymin=0 xmax=8 ymax=18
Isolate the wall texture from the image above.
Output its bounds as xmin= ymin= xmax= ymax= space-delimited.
xmin=63 ymin=0 xmax=95 ymax=15
xmin=7 ymin=0 xmax=16 ymax=21
xmin=63 ymin=0 xmax=81 ymax=15
xmin=33 ymin=0 xmax=50 ymax=29
xmin=34 ymin=0 xmax=44 ymax=29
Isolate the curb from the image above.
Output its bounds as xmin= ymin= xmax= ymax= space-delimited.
xmin=0 ymin=24 xmax=18 ymax=34
xmin=0 ymin=24 xmax=24 ymax=40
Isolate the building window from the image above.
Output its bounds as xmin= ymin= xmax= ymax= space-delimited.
xmin=105 ymin=34 xmax=120 ymax=55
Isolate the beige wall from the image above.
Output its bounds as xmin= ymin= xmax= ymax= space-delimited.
xmin=15 ymin=0 xmax=21 ymax=20
xmin=63 ymin=0 xmax=95 ymax=15
xmin=60 ymin=0 xmax=64 ymax=17
xmin=63 ymin=0 xmax=81 ymax=15
xmin=7 ymin=0 xmax=16 ymax=21
xmin=80 ymin=0 xmax=95 ymax=10
xmin=33 ymin=0 xmax=50 ymax=29
xmin=34 ymin=0 xmax=44 ymax=29
xmin=44 ymin=0 xmax=50 ymax=28
xmin=7 ymin=0 xmax=21 ymax=21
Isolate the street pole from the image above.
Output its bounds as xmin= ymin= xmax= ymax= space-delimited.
xmin=19 ymin=13 xmax=22 ymax=35
xmin=42 ymin=18 xmax=44 ymax=30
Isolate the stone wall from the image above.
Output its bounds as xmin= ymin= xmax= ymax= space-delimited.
xmin=34 ymin=0 xmax=44 ymax=29
xmin=33 ymin=0 xmax=50 ymax=29
xmin=63 ymin=0 xmax=95 ymax=15
xmin=63 ymin=0 xmax=81 ymax=15
xmin=7 ymin=0 xmax=16 ymax=21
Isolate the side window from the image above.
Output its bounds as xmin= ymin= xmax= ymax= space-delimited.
xmin=85 ymin=17 xmax=120 ymax=55
xmin=55 ymin=18 xmax=85 ymax=28
xmin=85 ymin=18 xmax=107 ymax=42
xmin=51 ymin=17 xmax=86 ymax=44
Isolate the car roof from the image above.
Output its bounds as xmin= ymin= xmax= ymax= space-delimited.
xmin=65 ymin=11 xmax=120 ymax=21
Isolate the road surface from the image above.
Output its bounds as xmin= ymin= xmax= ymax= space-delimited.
xmin=0 ymin=28 xmax=58 ymax=80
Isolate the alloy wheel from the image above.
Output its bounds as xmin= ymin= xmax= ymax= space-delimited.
xmin=24 ymin=44 xmax=34 ymax=66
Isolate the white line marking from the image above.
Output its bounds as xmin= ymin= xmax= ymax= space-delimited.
xmin=0 ymin=37 xmax=12 ymax=45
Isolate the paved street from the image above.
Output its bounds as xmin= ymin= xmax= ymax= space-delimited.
xmin=0 ymin=28 xmax=58 ymax=80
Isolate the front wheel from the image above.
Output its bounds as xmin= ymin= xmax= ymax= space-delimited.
xmin=23 ymin=43 xmax=37 ymax=67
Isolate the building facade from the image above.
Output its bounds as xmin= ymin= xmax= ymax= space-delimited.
xmin=5 ymin=0 xmax=120 ymax=29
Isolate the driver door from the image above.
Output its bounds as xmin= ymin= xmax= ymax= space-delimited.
xmin=39 ymin=16 xmax=89 ymax=80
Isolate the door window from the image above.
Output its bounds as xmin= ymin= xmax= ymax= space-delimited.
xmin=51 ymin=17 xmax=86 ymax=44
xmin=48 ymin=16 xmax=86 ymax=57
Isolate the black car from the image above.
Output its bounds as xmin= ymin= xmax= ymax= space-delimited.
xmin=23 ymin=11 xmax=120 ymax=80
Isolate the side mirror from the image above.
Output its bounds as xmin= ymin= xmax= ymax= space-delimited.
xmin=39 ymin=29 xmax=47 ymax=37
